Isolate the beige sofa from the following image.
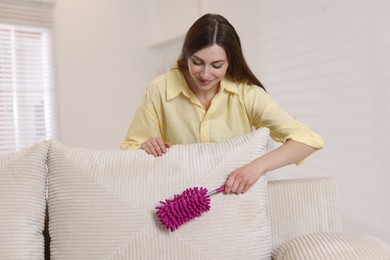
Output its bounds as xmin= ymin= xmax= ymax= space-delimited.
xmin=267 ymin=177 xmax=389 ymax=259
xmin=1 ymin=131 xmax=389 ymax=259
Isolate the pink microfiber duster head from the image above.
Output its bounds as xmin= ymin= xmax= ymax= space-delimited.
xmin=156 ymin=185 xmax=225 ymax=232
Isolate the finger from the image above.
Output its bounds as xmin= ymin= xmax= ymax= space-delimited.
xmin=230 ymin=179 xmax=240 ymax=194
xmin=226 ymin=175 xmax=240 ymax=194
xmin=242 ymin=183 xmax=252 ymax=194
xmin=140 ymin=143 xmax=149 ymax=153
xmin=224 ymin=176 xmax=234 ymax=194
xmin=155 ymin=138 xmax=168 ymax=155
xmin=150 ymin=139 xmax=163 ymax=156
xmin=236 ymin=182 xmax=246 ymax=194
xmin=145 ymin=141 xmax=159 ymax=157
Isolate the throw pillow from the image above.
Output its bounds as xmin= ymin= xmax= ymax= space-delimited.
xmin=272 ymin=232 xmax=390 ymax=260
xmin=0 ymin=141 xmax=49 ymax=259
xmin=47 ymin=128 xmax=272 ymax=260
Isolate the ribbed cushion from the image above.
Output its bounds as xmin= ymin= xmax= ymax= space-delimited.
xmin=272 ymin=232 xmax=390 ymax=260
xmin=47 ymin=128 xmax=272 ymax=260
xmin=267 ymin=177 xmax=342 ymax=250
xmin=0 ymin=141 xmax=49 ymax=259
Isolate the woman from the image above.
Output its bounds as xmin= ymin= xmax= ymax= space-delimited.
xmin=121 ymin=13 xmax=323 ymax=194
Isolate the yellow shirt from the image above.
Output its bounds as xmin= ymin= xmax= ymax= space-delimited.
xmin=120 ymin=67 xmax=323 ymax=150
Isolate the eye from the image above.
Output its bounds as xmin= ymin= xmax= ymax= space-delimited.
xmin=212 ymin=63 xmax=224 ymax=69
xmin=191 ymin=59 xmax=203 ymax=66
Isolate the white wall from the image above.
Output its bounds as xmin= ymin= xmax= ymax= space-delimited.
xmin=54 ymin=0 xmax=390 ymax=243
xmin=54 ymin=0 xmax=159 ymax=149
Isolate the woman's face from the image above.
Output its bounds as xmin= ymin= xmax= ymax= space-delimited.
xmin=187 ymin=44 xmax=229 ymax=93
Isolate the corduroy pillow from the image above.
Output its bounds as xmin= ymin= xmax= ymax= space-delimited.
xmin=47 ymin=128 xmax=272 ymax=260
xmin=0 ymin=141 xmax=49 ymax=259
xmin=272 ymin=232 xmax=390 ymax=260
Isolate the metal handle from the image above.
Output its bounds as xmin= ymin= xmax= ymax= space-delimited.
xmin=206 ymin=185 xmax=225 ymax=196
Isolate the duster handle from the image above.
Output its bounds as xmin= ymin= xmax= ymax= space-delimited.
xmin=206 ymin=185 xmax=225 ymax=196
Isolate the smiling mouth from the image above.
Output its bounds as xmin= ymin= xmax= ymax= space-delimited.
xmin=198 ymin=78 xmax=213 ymax=85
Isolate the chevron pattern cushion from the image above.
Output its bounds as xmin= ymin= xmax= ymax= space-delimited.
xmin=47 ymin=128 xmax=272 ymax=259
xmin=0 ymin=141 xmax=49 ymax=259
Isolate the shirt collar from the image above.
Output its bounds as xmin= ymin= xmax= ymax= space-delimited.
xmin=166 ymin=66 xmax=240 ymax=101
xmin=220 ymin=76 xmax=240 ymax=94
xmin=166 ymin=67 xmax=192 ymax=101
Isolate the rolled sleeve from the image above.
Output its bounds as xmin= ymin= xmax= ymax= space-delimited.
xmin=247 ymin=86 xmax=324 ymax=150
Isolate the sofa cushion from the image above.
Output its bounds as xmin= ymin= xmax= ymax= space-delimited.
xmin=267 ymin=177 xmax=342 ymax=250
xmin=0 ymin=141 xmax=49 ymax=259
xmin=47 ymin=128 xmax=272 ymax=259
xmin=272 ymin=232 xmax=390 ymax=260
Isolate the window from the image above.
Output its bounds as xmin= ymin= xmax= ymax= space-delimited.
xmin=0 ymin=1 xmax=57 ymax=152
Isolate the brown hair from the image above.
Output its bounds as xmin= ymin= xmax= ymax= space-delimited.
xmin=177 ymin=13 xmax=265 ymax=91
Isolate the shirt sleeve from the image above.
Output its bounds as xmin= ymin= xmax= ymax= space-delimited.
xmin=245 ymin=85 xmax=324 ymax=150
xmin=120 ymin=84 xmax=162 ymax=150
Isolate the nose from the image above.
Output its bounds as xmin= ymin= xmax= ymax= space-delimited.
xmin=200 ymin=66 xmax=210 ymax=78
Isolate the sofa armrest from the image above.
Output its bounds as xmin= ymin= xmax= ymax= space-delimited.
xmin=272 ymin=232 xmax=390 ymax=260
xmin=267 ymin=177 xmax=342 ymax=250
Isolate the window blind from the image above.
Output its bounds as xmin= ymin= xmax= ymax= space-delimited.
xmin=0 ymin=1 xmax=57 ymax=152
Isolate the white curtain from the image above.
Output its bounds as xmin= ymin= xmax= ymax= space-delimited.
xmin=0 ymin=0 xmax=57 ymax=152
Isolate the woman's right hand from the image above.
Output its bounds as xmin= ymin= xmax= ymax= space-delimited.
xmin=141 ymin=137 xmax=171 ymax=157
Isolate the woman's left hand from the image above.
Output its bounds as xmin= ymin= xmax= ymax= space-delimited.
xmin=224 ymin=160 xmax=266 ymax=194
